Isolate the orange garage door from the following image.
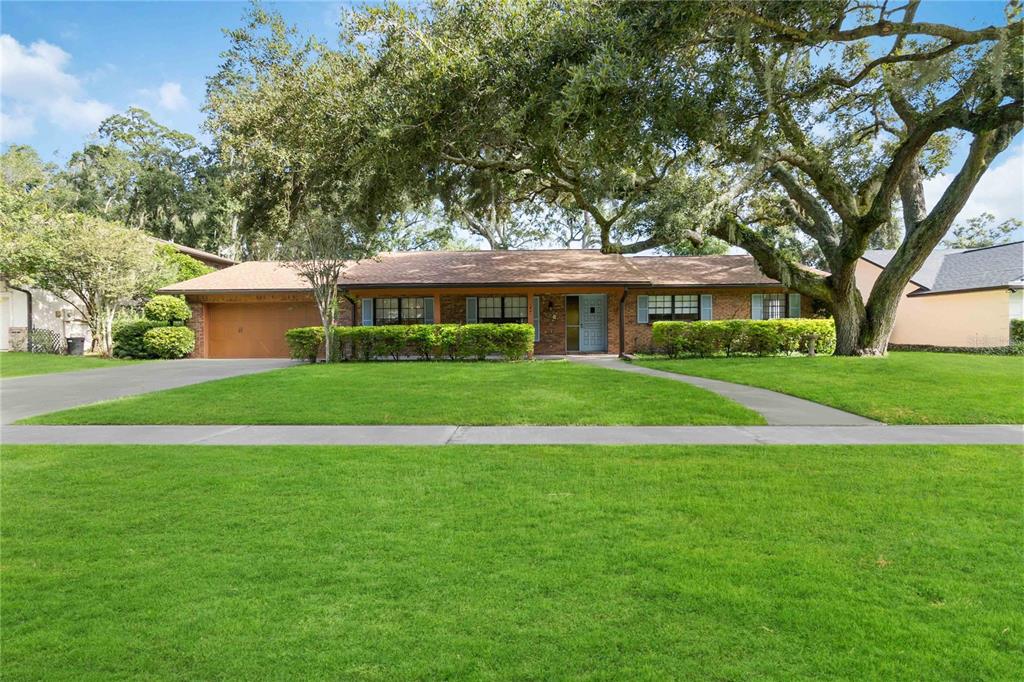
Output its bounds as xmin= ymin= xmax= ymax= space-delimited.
xmin=206 ymin=301 xmax=321 ymax=358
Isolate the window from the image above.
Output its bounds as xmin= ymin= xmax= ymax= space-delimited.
xmin=374 ymin=297 xmax=400 ymax=325
xmin=648 ymin=294 xmax=701 ymax=322
xmin=763 ymin=293 xmax=786 ymax=320
xmin=374 ymin=297 xmax=427 ymax=325
xmin=478 ymin=296 xmax=528 ymax=324
xmin=401 ymin=297 xmax=424 ymax=324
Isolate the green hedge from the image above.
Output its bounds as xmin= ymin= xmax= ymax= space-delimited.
xmin=143 ymin=326 xmax=196 ymax=359
xmin=144 ymin=295 xmax=192 ymax=324
xmin=285 ymin=327 xmax=324 ymax=362
xmin=1011 ymin=319 xmax=1024 ymax=345
xmin=287 ymin=324 xmax=535 ymax=362
xmin=113 ymin=319 xmax=164 ymax=358
xmin=652 ymin=319 xmax=837 ymax=358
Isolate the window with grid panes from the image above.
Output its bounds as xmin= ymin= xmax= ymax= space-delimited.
xmin=478 ymin=296 xmax=528 ymax=323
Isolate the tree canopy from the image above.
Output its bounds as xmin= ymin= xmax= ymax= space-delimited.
xmin=242 ymin=0 xmax=1014 ymax=354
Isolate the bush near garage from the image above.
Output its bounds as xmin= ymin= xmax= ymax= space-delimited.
xmin=113 ymin=319 xmax=164 ymax=359
xmin=142 ymin=326 xmax=196 ymax=359
xmin=286 ymin=324 xmax=535 ymax=362
xmin=284 ymin=327 xmax=324 ymax=362
xmin=652 ymin=319 xmax=837 ymax=358
xmin=144 ymin=295 xmax=192 ymax=325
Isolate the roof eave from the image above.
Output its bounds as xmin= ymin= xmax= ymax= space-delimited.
xmin=906 ymin=284 xmax=1013 ymax=297
xmin=340 ymin=280 xmax=652 ymax=289
xmin=160 ymin=287 xmax=312 ymax=295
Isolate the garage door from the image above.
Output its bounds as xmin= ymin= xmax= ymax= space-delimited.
xmin=207 ymin=301 xmax=321 ymax=358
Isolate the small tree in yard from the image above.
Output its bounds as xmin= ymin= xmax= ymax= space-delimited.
xmin=3 ymin=211 xmax=173 ymax=355
xmin=285 ymin=214 xmax=377 ymax=363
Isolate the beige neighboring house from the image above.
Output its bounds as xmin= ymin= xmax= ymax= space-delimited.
xmin=0 ymin=240 xmax=235 ymax=352
xmin=856 ymin=241 xmax=1024 ymax=348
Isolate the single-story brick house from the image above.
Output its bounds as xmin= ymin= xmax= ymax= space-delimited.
xmin=856 ymin=241 xmax=1024 ymax=348
xmin=160 ymin=250 xmax=812 ymax=358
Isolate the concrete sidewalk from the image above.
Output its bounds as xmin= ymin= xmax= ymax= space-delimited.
xmin=3 ymin=424 xmax=1020 ymax=446
xmin=567 ymin=356 xmax=879 ymax=426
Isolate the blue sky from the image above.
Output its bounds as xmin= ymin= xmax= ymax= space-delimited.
xmin=1 ymin=0 xmax=1021 ymax=229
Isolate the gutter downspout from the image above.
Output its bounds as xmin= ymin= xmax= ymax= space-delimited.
xmin=618 ymin=287 xmax=628 ymax=358
xmin=9 ymin=284 xmax=33 ymax=352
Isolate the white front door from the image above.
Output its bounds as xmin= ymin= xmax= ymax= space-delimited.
xmin=579 ymin=294 xmax=607 ymax=352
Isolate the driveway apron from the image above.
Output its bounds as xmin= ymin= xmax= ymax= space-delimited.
xmin=0 ymin=359 xmax=295 ymax=424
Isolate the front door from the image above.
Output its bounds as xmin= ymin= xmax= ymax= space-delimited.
xmin=578 ymin=294 xmax=607 ymax=352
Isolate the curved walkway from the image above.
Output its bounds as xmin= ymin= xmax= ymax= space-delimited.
xmin=567 ymin=356 xmax=879 ymax=426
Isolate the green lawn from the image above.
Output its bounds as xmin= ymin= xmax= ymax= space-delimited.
xmin=636 ymin=352 xmax=1024 ymax=424
xmin=2 ymin=444 xmax=1020 ymax=679
xmin=0 ymin=352 xmax=138 ymax=379
xmin=22 ymin=360 xmax=763 ymax=425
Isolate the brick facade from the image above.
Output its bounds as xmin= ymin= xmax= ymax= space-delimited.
xmin=199 ymin=286 xmax=813 ymax=359
xmin=623 ymin=287 xmax=814 ymax=353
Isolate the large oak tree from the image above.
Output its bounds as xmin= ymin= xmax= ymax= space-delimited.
xmin=209 ymin=0 xmax=1021 ymax=354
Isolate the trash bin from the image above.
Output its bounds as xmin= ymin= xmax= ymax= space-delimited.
xmin=66 ymin=336 xmax=86 ymax=356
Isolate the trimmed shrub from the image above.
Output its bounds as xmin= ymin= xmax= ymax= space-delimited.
xmin=113 ymin=319 xmax=163 ymax=358
xmin=144 ymin=295 xmax=192 ymax=325
xmin=436 ymin=324 xmax=462 ymax=360
xmin=653 ymin=318 xmax=836 ymax=358
xmin=285 ymin=326 xmax=324 ymax=362
xmin=487 ymin=323 xmax=535 ymax=361
xmin=406 ymin=325 xmax=441 ymax=360
xmin=1011 ymin=319 xmax=1024 ymax=345
xmin=297 ymin=323 xmax=534 ymax=362
xmin=143 ymin=326 xmax=196 ymax=359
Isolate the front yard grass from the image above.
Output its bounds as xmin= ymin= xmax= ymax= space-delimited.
xmin=22 ymin=360 xmax=763 ymax=425
xmin=2 ymin=444 xmax=1020 ymax=679
xmin=0 ymin=352 xmax=137 ymax=379
xmin=636 ymin=352 xmax=1024 ymax=424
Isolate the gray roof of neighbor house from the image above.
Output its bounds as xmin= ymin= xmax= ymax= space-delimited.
xmin=863 ymin=241 xmax=1024 ymax=295
xmin=160 ymin=250 xmax=794 ymax=294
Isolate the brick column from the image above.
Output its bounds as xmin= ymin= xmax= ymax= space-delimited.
xmin=186 ymin=300 xmax=207 ymax=358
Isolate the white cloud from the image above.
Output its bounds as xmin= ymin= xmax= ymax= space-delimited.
xmin=0 ymin=34 xmax=115 ymax=139
xmin=924 ymin=144 xmax=1024 ymax=226
xmin=156 ymin=81 xmax=187 ymax=111
xmin=1 ymin=110 xmax=35 ymax=141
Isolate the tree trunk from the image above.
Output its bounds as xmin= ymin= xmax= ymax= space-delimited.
xmin=828 ymin=265 xmax=869 ymax=356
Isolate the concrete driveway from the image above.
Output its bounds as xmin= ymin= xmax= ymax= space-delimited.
xmin=0 ymin=359 xmax=296 ymax=424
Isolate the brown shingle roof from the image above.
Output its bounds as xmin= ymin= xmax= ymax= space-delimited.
xmin=160 ymin=261 xmax=310 ymax=294
xmin=627 ymin=255 xmax=781 ymax=287
xmin=340 ymin=250 xmax=648 ymax=287
xmin=160 ymin=250 xmax=790 ymax=294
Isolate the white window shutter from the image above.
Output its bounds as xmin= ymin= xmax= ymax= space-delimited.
xmin=700 ymin=294 xmax=713 ymax=321
xmin=788 ymin=293 xmax=801 ymax=318
xmin=361 ymin=299 xmax=374 ymax=326
xmin=423 ymin=297 xmax=435 ymax=324
xmin=637 ymin=295 xmax=649 ymax=324
xmin=751 ymin=294 xmax=763 ymax=320
xmin=466 ymin=297 xmax=478 ymax=323
xmin=533 ymin=296 xmax=540 ymax=342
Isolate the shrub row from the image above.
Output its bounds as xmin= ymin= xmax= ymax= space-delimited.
xmin=113 ymin=295 xmax=195 ymax=359
xmin=652 ymin=318 xmax=837 ymax=358
xmin=286 ymin=324 xmax=535 ymax=362
xmin=889 ymin=343 xmax=1024 ymax=356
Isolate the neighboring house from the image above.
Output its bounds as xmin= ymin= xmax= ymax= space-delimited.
xmin=856 ymin=241 xmax=1024 ymax=348
xmin=0 ymin=241 xmax=235 ymax=352
xmin=160 ymin=250 xmax=811 ymax=358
